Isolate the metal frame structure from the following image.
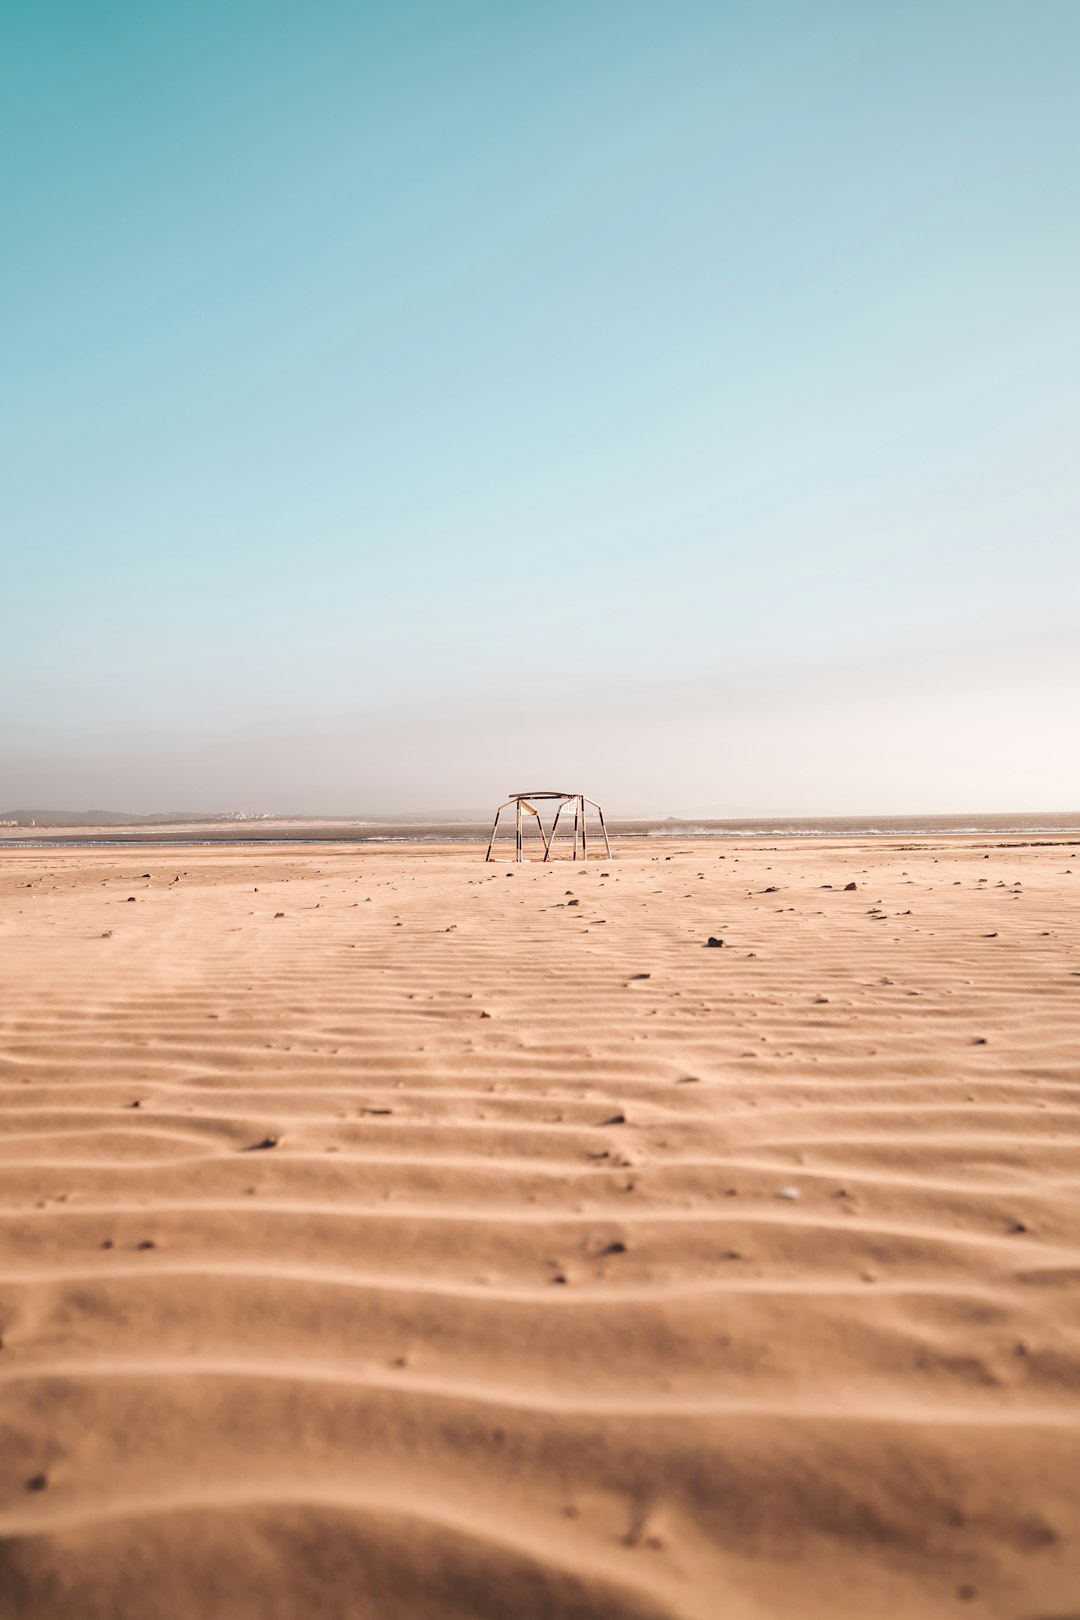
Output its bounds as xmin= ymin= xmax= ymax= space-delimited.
xmin=485 ymin=791 xmax=612 ymax=863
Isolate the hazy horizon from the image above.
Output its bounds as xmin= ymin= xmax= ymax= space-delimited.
xmin=4 ymin=801 xmax=1080 ymax=828
xmin=4 ymin=2 xmax=1078 ymax=813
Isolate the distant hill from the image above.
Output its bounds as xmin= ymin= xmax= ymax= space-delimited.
xmin=1 ymin=810 xmax=145 ymax=827
xmin=0 ymin=808 xmax=490 ymax=828
xmin=0 ymin=810 xmax=259 ymax=827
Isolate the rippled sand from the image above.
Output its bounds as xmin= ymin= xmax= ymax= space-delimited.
xmin=1 ymin=838 xmax=1078 ymax=1618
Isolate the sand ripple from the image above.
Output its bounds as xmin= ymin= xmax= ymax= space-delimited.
xmin=1 ymin=839 xmax=1079 ymax=1617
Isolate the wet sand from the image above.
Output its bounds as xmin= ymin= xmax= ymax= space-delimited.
xmin=1 ymin=838 xmax=1078 ymax=1618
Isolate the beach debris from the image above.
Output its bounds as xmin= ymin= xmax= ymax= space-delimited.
xmin=706 ymin=936 xmax=724 ymax=947
xmin=360 ymin=1106 xmax=392 ymax=1116
xmin=1007 ymin=1221 xmax=1028 ymax=1234
xmin=628 ymin=973 xmax=651 ymax=980
xmin=126 ymin=896 xmax=136 ymax=902
xmin=567 ymin=898 xmax=580 ymax=906
xmin=776 ymin=1187 xmax=800 ymax=1201
xmin=972 ymin=1036 xmax=988 ymax=1045
xmin=274 ymin=912 xmax=285 ymax=918
xmin=600 ymin=1240 xmax=628 ymax=1255
xmin=676 ymin=1075 xmax=700 ymax=1083
xmin=844 ymin=882 xmax=858 ymax=891
xmin=100 ymin=930 xmax=113 ymax=938
xmin=246 ymin=1135 xmax=279 ymax=1151
xmin=25 ymin=1474 xmax=48 ymax=1493
xmin=600 ymin=1112 xmax=627 ymax=1126
xmin=136 ymin=1239 xmax=156 ymax=1250
xmin=762 ymin=886 xmax=778 ymax=893
xmin=982 ymin=932 xmax=998 ymax=938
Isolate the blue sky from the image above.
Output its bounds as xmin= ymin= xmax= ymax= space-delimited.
xmin=3 ymin=0 xmax=1078 ymax=814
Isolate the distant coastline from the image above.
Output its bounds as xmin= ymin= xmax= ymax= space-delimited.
xmin=2 ymin=811 xmax=1078 ymax=848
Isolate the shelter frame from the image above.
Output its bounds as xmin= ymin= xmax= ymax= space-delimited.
xmin=484 ymin=792 xmax=612 ymax=863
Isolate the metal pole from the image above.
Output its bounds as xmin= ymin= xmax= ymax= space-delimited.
xmin=581 ymin=794 xmax=588 ymax=861
xmin=544 ymin=800 xmax=565 ymax=861
xmin=485 ymin=802 xmax=511 ymax=861
xmin=520 ymin=801 xmax=550 ymax=858
xmin=594 ymin=801 xmax=612 ymax=858
xmin=485 ymin=804 xmax=504 ymax=862
xmin=515 ymin=799 xmax=522 ymax=862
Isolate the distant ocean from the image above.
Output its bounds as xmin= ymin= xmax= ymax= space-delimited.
xmin=641 ymin=814 xmax=1080 ymax=839
xmin=3 ymin=812 xmax=1079 ymax=848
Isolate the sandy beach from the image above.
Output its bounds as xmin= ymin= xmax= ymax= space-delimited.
xmin=1 ymin=836 xmax=1078 ymax=1619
